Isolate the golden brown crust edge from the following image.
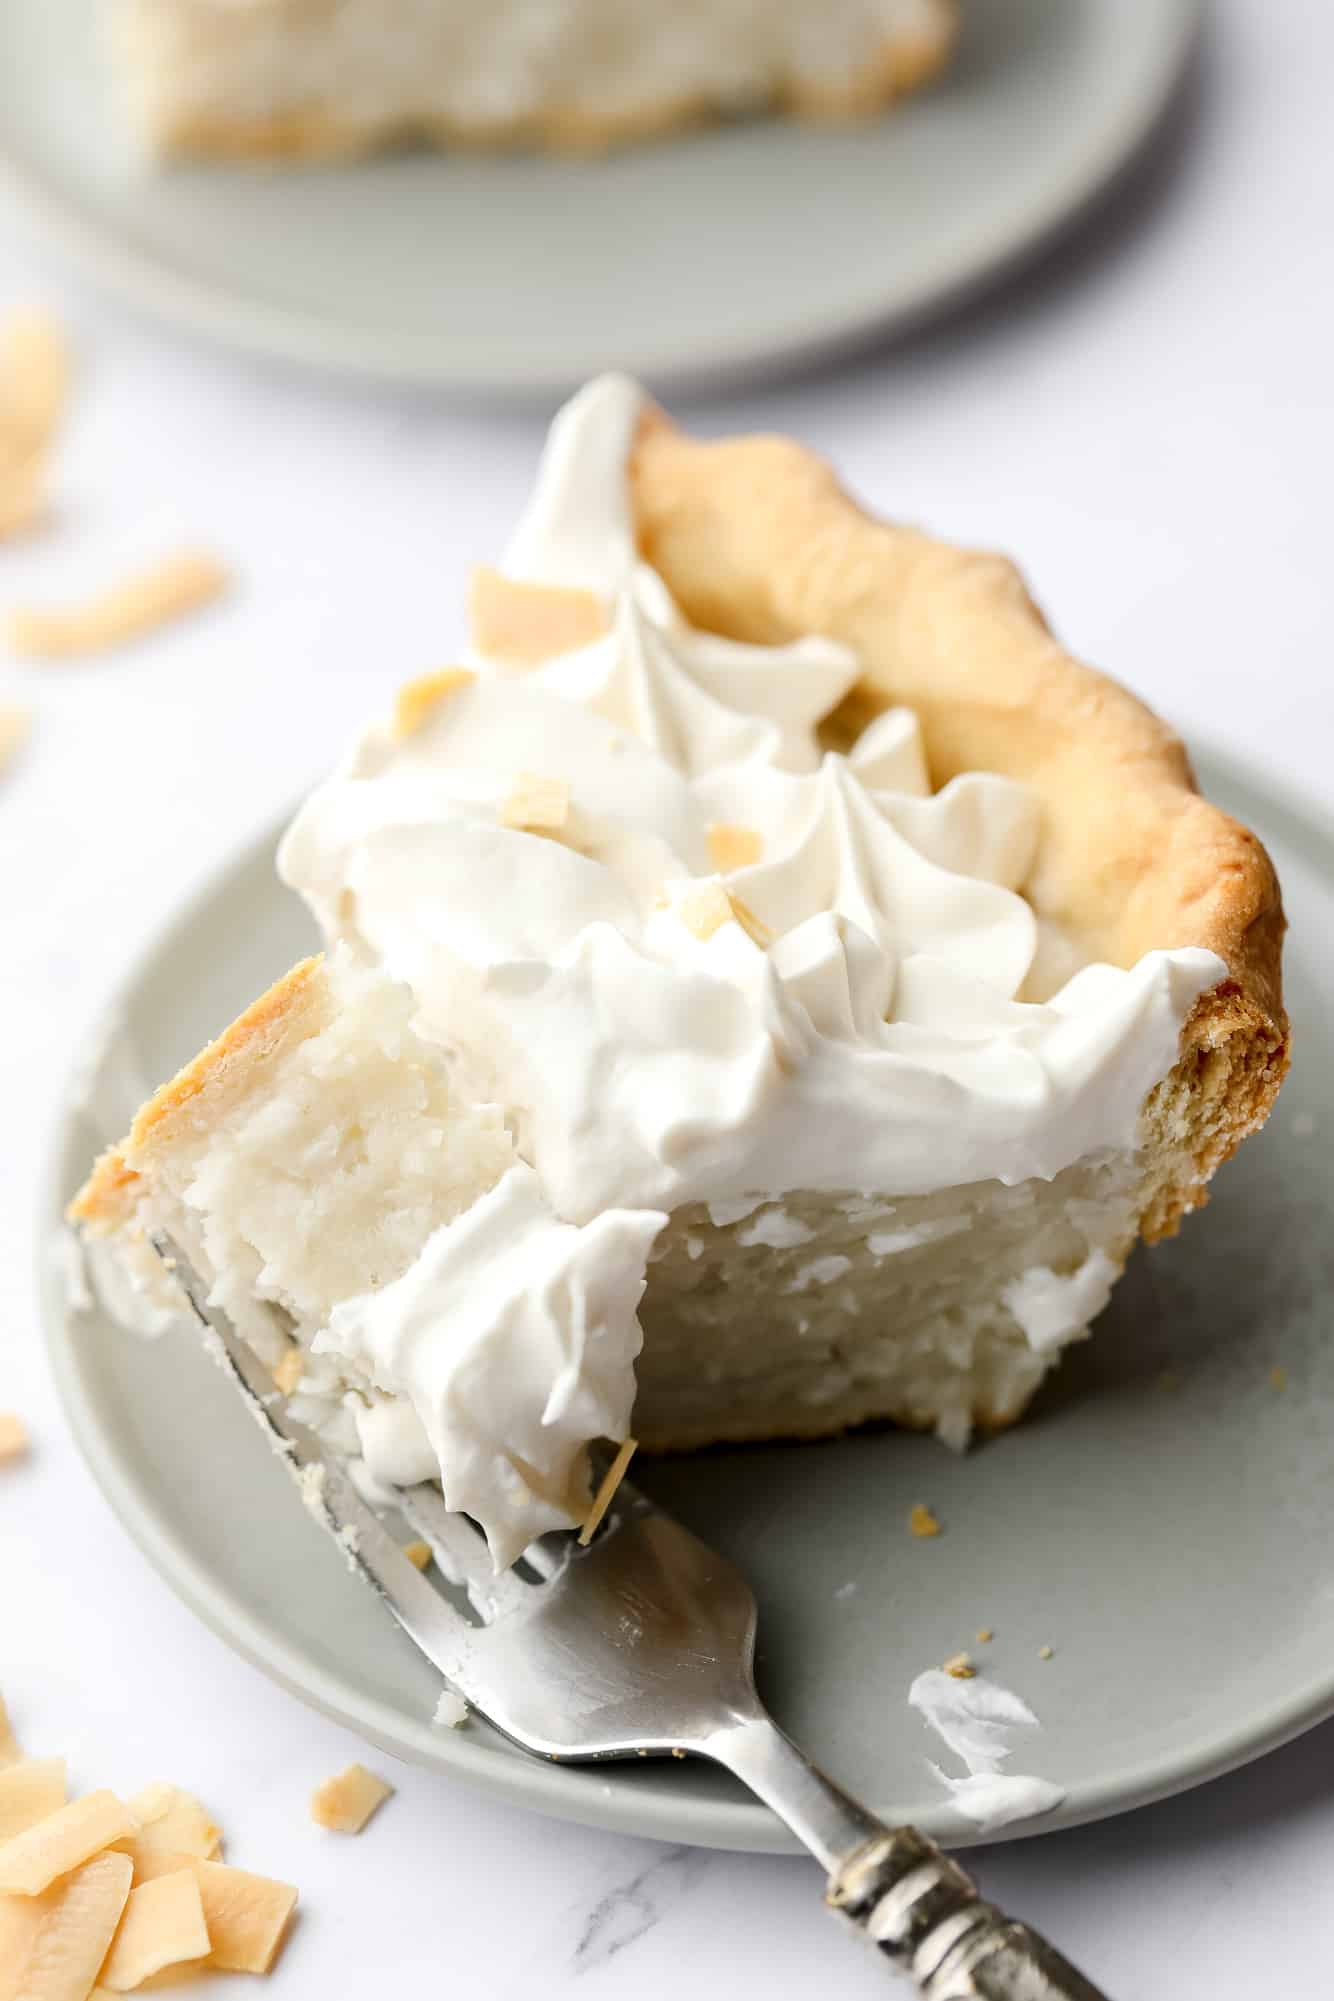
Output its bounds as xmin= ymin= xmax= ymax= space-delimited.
xmin=629 ymin=412 xmax=1289 ymax=1243
xmin=69 ymin=956 xmax=327 ymax=1228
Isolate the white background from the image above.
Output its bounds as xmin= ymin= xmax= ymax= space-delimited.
xmin=2 ymin=5 xmax=1333 ymax=1994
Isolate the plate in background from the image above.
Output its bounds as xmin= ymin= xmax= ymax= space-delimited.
xmin=0 ymin=0 xmax=1199 ymax=394
xmin=39 ymin=750 xmax=1334 ymax=1853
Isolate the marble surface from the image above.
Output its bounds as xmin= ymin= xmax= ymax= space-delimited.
xmin=2 ymin=5 xmax=1332 ymax=1993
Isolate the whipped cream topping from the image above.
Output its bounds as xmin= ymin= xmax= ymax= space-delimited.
xmin=275 ymin=374 xmax=1224 ymax=1556
xmin=319 ymin=1165 xmax=663 ymax=1568
xmin=283 ymin=376 xmax=1222 ymax=1222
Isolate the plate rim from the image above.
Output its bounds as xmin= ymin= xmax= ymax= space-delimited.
xmin=37 ymin=736 xmax=1334 ymax=1854
xmin=0 ymin=0 xmax=1202 ymax=394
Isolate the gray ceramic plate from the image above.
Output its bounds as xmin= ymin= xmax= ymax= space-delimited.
xmin=39 ymin=749 xmax=1334 ymax=1853
xmin=0 ymin=0 xmax=1198 ymax=393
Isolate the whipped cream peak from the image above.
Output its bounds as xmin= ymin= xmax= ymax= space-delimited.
xmin=501 ymin=373 xmax=643 ymax=591
xmin=534 ymin=584 xmax=858 ymax=778
xmin=487 ymin=374 xmax=862 ymax=779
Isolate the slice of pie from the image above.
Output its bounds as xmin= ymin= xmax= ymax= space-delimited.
xmin=72 ymin=377 xmax=1287 ymax=1565
xmin=111 ymin=0 xmax=957 ymax=159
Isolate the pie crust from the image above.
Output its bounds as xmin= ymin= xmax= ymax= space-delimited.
xmin=629 ymin=406 xmax=1289 ymax=1239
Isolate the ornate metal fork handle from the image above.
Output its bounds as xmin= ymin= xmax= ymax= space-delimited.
xmin=707 ymin=1714 xmax=1107 ymax=1999
xmin=827 ymin=1826 xmax=1107 ymax=1999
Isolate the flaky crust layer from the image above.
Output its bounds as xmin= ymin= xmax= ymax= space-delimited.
xmin=629 ymin=411 xmax=1289 ymax=1242
xmin=131 ymin=10 xmax=956 ymax=160
xmin=70 ymin=955 xmax=327 ymax=1227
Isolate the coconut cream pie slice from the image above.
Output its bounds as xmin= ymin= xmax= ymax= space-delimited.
xmin=112 ymin=0 xmax=956 ymax=159
xmin=72 ymin=378 xmax=1287 ymax=1565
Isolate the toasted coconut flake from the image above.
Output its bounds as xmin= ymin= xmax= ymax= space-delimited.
xmin=271 ymin=1347 xmax=304 ymax=1395
xmin=677 ymin=881 xmax=734 ymax=942
xmin=7 ymin=1849 xmax=132 ymax=2001
xmin=403 ymin=1541 xmax=432 ymax=1571
xmin=0 ymin=1412 xmax=29 ymax=1464
xmin=0 ymin=1883 xmax=48 ymax=1983
xmin=0 ymin=1692 xmax=19 ymax=1767
xmin=0 ymin=706 xmax=32 ymax=775
xmin=0 ymin=1758 xmax=67 ymax=1842
xmin=727 ymin=893 xmax=773 ymax=949
xmin=118 ymin=1785 xmax=221 ymax=1872
xmin=0 ymin=459 xmax=44 ymax=542
xmin=309 ymin=1763 xmax=393 ymax=1835
xmin=579 ymin=1439 xmax=638 ymax=1546
xmin=0 ymin=309 xmax=66 ymax=545
xmin=193 ymin=1858 xmax=297 ymax=1973
xmin=909 ymin=1503 xmax=941 ymax=1538
xmin=128 ymin=1852 xmax=296 ymax=1973
xmin=0 ymin=310 xmax=69 ymax=463
xmin=98 ymin=1868 xmax=210 ymax=1991
xmin=0 ymin=1790 xmax=136 ymax=1896
xmin=7 ymin=553 xmax=229 ymax=660
xmin=706 ymin=823 xmax=763 ymax=872
xmin=393 ymin=667 xmax=474 ymax=739
xmin=469 ymin=565 xmax=607 ymax=664
xmin=501 ymin=772 xmax=570 ymax=832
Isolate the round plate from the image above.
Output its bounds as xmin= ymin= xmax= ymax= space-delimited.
xmin=39 ymin=749 xmax=1334 ymax=1852
xmin=0 ymin=0 xmax=1198 ymax=394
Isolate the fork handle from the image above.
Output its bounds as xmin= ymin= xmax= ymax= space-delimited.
xmin=827 ymin=1828 xmax=1109 ymax=1999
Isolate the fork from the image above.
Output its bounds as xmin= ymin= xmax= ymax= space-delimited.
xmin=158 ymin=1235 xmax=1110 ymax=2000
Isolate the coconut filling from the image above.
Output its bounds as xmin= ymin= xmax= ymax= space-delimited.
xmin=635 ymin=1167 xmax=1134 ymax=1454
xmin=116 ymin=947 xmax=1145 ymax=1570
xmin=110 ymin=959 xmax=661 ymax=1568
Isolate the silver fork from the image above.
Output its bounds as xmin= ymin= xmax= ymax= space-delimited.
xmin=158 ymin=1235 xmax=1110 ymax=2001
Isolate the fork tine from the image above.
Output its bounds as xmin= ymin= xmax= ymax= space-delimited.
xmin=153 ymin=1234 xmax=480 ymax=1681
xmin=518 ymin=1533 xmax=569 ymax=1581
xmin=394 ymin=1484 xmax=532 ymax=1619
